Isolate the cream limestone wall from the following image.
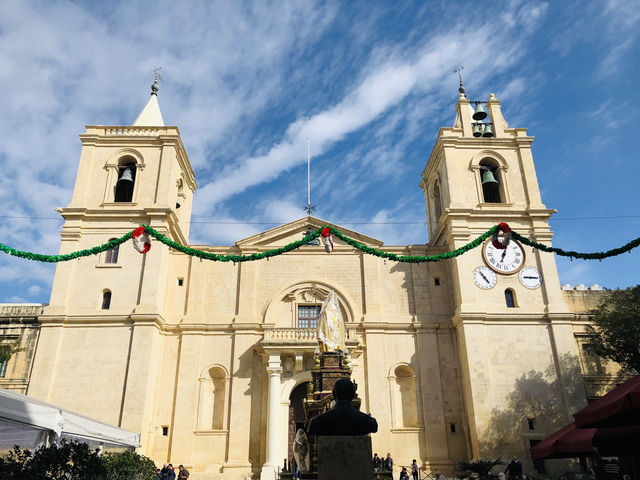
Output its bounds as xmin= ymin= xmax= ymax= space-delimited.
xmin=21 ymin=94 xmax=607 ymax=479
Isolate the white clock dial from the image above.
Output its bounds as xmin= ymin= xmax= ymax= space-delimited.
xmin=473 ymin=266 xmax=497 ymax=289
xmin=483 ymin=239 xmax=525 ymax=274
xmin=519 ymin=267 xmax=543 ymax=289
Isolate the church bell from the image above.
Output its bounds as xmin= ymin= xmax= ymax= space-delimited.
xmin=472 ymin=123 xmax=483 ymax=137
xmin=118 ymin=167 xmax=134 ymax=184
xmin=481 ymin=168 xmax=499 ymax=185
xmin=482 ymin=123 xmax=494 ymax=137
xmin=472 ymin=102 xmax=487 ymax=121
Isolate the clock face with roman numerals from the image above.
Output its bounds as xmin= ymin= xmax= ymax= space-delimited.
xmin=482 ymin=238 xmax=525 ymax=275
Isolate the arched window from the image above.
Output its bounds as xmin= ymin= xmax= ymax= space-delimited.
xmin=505 ymin=289 xmax=516 ymax=308
xmin=197 ymin=366 xmax=228 ymax=430
xmin=391 ymin=365 xmax=419 ymax=428
xmin=432 ymin=180 xmax=443 ymax=220
xmin=101 ymin=290 xmax=112 ymax=310
xmin=105 ymin=239 xmax=119 ymax=264
xmin=479 ymin=159 xmax=501 ymax=203
xmin=114 ymin=160 xmax=136 ymax=202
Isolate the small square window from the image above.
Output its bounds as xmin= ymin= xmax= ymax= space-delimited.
xmin=177 ymin=278 xmax=184 ymax=286
xmin=450 ymin=423 xmax=456 ymax=433
xmin=527 ymin=417 xmax=535 ymax=430
xmin=162 ymin=426 xmax=169 ymax=436
xmin=434 ymin=278 xmax=441 ymax=286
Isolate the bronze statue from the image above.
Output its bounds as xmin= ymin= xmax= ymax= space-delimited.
xmin=307 ymin=379 xmax=377 ymax=436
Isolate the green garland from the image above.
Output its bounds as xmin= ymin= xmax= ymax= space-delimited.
xmin=0 ymin=233 xmax=133 ymax=263
xmin=511 ymin=231 xmax=640 ymax=260
xmin=0 ymin=223 xmax=638 ymax=264
xmin=327 ymin=225 xmax=498 ymax=263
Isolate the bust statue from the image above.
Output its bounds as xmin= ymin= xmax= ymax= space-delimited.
xmin=317 ymin=291 xmax=347 ymax=353
xmin=307 ymin=379 xmax=378 ymax=436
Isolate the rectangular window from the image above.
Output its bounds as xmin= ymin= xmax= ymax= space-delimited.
xmin=529 ymin=440 xmax=546 ymax=473
xmin=434 ymin=278 xmax=441 ymax=286
xmin=177 ymin=278 xmax=184 ymax=286
xmin=450 ymin=423 xmax=456 ymax=433
xmin=298 ymin=305 xmax=321 ymax=329
xmin=527 ymin=417 xmax=536 ymax=430
xmin=105 ymin=244 xmax=119 ymax=264
xmin=162 ymin=426 xmax=169 ymax=436
xmin=0 ymin=361 xmax=7 ymax=378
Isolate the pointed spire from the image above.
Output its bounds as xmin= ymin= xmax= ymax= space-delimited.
xmin=132 ymin=69 xmax=165 ymax=126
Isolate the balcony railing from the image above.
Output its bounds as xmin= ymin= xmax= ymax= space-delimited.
xmin=262 ymin=327 xmax=358 ymax=346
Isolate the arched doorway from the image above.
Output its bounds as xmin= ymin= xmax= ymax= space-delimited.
xmin=288 ymin=381 xmax=310 ymax=471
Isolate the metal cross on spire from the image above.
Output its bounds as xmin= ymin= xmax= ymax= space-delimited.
xmin=455 ymin=66 xmax=465 ymax=95
xmin=303 ymin=137 xmax=316 ymax=215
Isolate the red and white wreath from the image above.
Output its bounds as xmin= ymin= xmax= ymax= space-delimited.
xmin=321 ymin=226 xmax=333 ymax=253
xmin=132 ymin=226 xmax=152 ymax=254
xmin=491 ymin=222 xmax=512 ymax=250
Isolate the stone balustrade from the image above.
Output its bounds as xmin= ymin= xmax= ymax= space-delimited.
xmin=0 ymin=304 xmax=46 ymax=318
xmin=262 ymin=327 xmax=358 ymax=346
xmin=84 ymin=126 xmax=179 ymax=137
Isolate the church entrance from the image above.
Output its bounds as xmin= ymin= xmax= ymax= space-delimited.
xmin=288 ymin=381 xmax=310 ymax=471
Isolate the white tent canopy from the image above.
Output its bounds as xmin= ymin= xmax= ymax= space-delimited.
xmin=0 ymin=388 xmax=139 ymax=448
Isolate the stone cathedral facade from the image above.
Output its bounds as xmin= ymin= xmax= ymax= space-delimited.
xmin=1 ymin=87 xmax=616 ymax=479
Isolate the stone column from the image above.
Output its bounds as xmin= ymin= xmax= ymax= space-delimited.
xmin=261 ymin=355 xmax=282 ymax=480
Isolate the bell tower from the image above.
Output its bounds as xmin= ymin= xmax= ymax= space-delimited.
xmin=45 ymin=77 xmax=197 ymax=317
xmin=420 ymin=85 xmax=578 ymax=458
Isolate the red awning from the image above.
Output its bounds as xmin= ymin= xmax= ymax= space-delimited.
xmin=530 ymin=422 xmax=595 ymax=460
xmin=574 ymin=375 xmax=640 ymax=428
xmin=531 ymin=421 xmax=640 ymax=460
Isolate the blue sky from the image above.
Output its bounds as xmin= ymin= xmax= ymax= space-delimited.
xmin=0 ymin=0 xmax=639 ymax=303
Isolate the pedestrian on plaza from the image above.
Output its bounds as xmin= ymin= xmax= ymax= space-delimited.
xmin=160 ymin=464 xmax=169 ymax=480
xmin=384 ymin=452 xmax=394 ymax=474
xmin=373 ymin=453 xmax=382 ymax=471
xmin=411 ymin=460 xmax=419 ymax=480
xmin=505 ymin=458 xmax=523 ymax=480
xmin=167 ymin=463 xmax=176 ymax=480
xmin=178 ymin=464 xmax=190 ymax=480
xmin=400 ymin=467 xmax=410 ymax=480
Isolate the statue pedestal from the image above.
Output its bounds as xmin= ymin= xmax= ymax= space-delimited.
xmin=317 ymin=435 xmax=372 ymax=480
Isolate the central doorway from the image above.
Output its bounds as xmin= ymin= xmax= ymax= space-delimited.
xmin=288 ymin=381 xmax=310 ymax=472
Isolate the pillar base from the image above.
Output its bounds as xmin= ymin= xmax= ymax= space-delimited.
xmin=260 ymin=463 xmax=278 ymax=480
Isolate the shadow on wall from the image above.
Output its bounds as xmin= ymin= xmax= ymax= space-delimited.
xmin=479 ymin=353 xmax=588 ymax=475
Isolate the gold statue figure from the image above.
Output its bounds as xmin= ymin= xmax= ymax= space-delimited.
xmin=317 ymin=291 xmax=347 ymax=353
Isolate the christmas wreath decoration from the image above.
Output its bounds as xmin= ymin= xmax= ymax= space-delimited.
xmin=491 ymin=222 xmax=512 ymax=250
xmin=132 ymin=226 xmax=152 ymax=254
xmin=321 ymin=226 xmax=334 ymax=253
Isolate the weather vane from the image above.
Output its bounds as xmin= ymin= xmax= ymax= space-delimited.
xmin=151 ymin=67 xmax=163 ymax=95
xmin=455 ymin=65 xmax=465 ymax=95
xmin=303 ymin=137 xmax=316 ymax=215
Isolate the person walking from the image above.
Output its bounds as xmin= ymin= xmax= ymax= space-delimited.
xmin=411 ymin=460 xmax=419 ymax=480
xmin=505 ymin=458 xmax=523 ymax=480
xmin=384 ymin=453 xmax=394 ymax=477
xmin=178 ymin=464 xmax=190 ymax=480
xmin=167 ymin=464 xmax=176 ymax=480
xmin=373 ymin=453 xmax=382 ymax=471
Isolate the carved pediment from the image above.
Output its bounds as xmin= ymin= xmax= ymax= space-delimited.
xmin=235 ymin=216 xmax=383 ymax=249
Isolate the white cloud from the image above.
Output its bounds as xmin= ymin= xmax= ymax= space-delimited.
xmin=194 ymin=6 xmax=544 ymax=213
